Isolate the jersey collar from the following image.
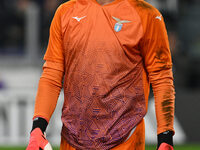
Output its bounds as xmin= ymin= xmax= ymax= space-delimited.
xmin=90 ymin=0 xmax=125 ymax=7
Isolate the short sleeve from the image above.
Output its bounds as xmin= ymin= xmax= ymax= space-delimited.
xmin=140 ymin=11 xmax=172 ymax=73
xmin=44 ymin=5 xmax=64 ymax=63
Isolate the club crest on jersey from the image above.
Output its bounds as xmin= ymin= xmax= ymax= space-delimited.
xmin=112 ymin=16 xmax=131 ymax=32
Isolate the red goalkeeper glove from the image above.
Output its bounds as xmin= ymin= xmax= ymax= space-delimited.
xmin=26 ymin=128 xmax=52 ymax=150
xmin=158 ymin=143 xmax=174 ymax=150
xmin=26 ymin=117 xmax=52 ymax=150
xmin=157 ymin=131 xmax=174 ymax=150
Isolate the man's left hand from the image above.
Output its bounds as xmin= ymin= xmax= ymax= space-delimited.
xmin=158 ymin=143 xmax=174 ymax=150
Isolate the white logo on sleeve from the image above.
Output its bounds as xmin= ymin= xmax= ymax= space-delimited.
xmin=155 ymin=15 xmax=162 ymax=21
xmin=72 ymin=16 xmax=86 ymax=22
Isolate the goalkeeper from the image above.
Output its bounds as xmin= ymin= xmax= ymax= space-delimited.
xmin=26 ymin=0 xmax=175 ymax=149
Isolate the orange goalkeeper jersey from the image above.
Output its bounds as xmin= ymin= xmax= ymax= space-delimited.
xmin=34 ymin=0 xmax=175 ymax=149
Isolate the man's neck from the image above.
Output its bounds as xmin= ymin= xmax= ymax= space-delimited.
xmin=96 ymin=0 xmax=115 ymax=6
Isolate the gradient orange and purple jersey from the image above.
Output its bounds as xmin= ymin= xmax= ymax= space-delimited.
xmin=34 ymin=0 xmax=175 ymax=149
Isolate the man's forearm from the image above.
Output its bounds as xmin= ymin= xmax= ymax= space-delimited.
xmin=149 ymin=68 xmax=175 ymax=135
xmin=34 ymin=61 xmax=64 ymax=122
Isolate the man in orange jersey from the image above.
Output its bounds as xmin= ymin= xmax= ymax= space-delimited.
xmin=26 ymin=0 xmax=175 ymax=149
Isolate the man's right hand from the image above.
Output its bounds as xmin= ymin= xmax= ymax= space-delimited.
xmin=26 ymin=128 xmax=52 ymax=150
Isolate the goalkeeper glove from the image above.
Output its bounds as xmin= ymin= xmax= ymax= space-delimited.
xmin=26 ymin=117 xmax=52 ymax=150
xmin=157 ymin=130 xmax=174 ymax=150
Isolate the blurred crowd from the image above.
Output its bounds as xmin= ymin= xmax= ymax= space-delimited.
xmin=0 ymin=0 xmax=65 ymax=55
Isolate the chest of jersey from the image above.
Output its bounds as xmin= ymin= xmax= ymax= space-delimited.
xmin=62 ymin=0 xmax=143 ymax=67
xmin=60 ymin=1 xmax=147 ymax=149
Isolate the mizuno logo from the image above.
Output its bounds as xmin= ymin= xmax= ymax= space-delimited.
xmin=155 ymin=15 xmax=162 ymax=21
xmin=72 ymin=16 xmax=86 ymax=22
xmin=112 ymin=16 xmax=131 ymax=32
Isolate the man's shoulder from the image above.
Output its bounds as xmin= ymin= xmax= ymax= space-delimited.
xmin=127 ymin=0 xmax=161 ymax=19
xmin=62 ymin=0 xmax=77 ymax=8
xmin=57 ymin=0 xmax=77 ymax=14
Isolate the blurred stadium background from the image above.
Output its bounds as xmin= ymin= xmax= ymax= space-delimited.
xmin=0 ymin=0 xmax=200 ymax=149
